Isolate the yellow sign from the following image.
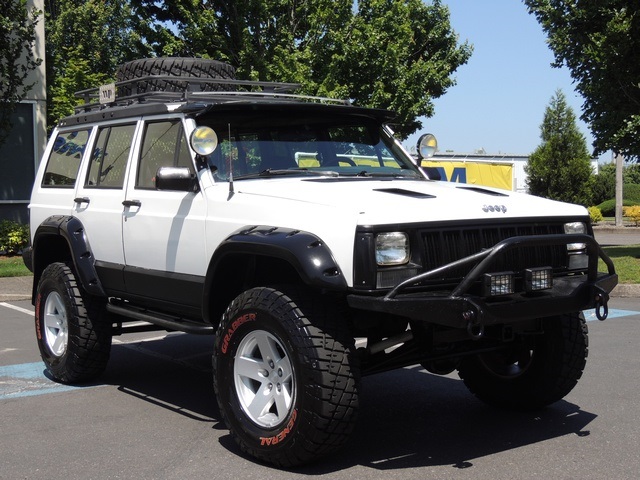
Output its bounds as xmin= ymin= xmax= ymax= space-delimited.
xmin=421 ymin=160 xmax=513 ymax=191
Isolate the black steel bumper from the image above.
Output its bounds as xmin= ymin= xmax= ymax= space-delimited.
xmin=347 ymin=234 xmax=618 ymax=330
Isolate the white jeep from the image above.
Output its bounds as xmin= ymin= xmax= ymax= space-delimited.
xmin=25 ymin=58 xmax=617 ymax=467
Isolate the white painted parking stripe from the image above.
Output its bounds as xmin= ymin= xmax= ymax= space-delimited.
xmin=0 ymin=302 xmax=33 ymax=315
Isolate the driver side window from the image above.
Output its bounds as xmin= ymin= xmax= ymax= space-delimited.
xmin=137 ymin=120 xmax=193 ymax=189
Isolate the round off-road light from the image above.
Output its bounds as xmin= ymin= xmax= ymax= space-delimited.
xmin=190 ymin=126 xmax=218 ymax=155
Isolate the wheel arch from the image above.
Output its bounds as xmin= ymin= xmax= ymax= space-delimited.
xmin=202 ymin=226 xmax=347 ymax=325
xmin=31 ymin=215 xmax=106 ymax=303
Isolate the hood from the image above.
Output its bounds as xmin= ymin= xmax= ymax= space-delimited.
xmin=233 ymin=176 xmax=588 ymax=226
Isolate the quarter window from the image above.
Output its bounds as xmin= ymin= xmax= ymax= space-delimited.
xmin=42 ymin=130 xmax=90 ymax=187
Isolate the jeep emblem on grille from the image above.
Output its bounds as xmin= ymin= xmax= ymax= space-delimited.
xmin=482 ymin=204 xmax=507 ymax=213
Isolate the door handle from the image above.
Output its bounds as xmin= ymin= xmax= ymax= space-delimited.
xmin=122 ymin=199 xmax=142 ymax=208
xmin=74 ymin=197 xmax=90 ymax=204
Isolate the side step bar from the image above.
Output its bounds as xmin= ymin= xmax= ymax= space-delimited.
xmin=107 ymin=301 xmax=214 ymax=335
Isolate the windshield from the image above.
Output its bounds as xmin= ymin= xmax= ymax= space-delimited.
xmin=196 ymin=112 xmax=423 ymax=181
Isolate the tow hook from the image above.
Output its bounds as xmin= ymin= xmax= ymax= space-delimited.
xmin=594 ymin=290 xmax=609 ymax=321
xmin=464 ymin=310 xmax=484 ymax=339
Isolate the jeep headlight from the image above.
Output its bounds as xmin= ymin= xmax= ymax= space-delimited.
xmin=564 ymin=221 xmax=588 ymax=269
xmin=375 ymin=232 xmax=409 ymax=265
xmin=564 ymin=221 xmax=586 ymax=251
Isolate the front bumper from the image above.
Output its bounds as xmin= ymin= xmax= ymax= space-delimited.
xmin=347 ymin=234 xmax=618 ymax=330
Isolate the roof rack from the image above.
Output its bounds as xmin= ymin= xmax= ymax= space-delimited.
xmin=74 ymin=75 xmax=351 ymax=113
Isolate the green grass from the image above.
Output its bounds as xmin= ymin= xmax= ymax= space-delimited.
xmin=600 ymin=244 xmax=640 ymax=284
xmin=0 ymin=255 xmax=32 ymax=277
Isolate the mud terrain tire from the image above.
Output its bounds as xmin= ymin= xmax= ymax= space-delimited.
xmin=35 ymin=262 xmax=111 ymax=383
xmin=116 ymin=57 xmax=236 ymax=96
xmin=457 ymin=312 xmax=588 ymax=410
xmin=212 ymin=287 xmax=360 ymax=467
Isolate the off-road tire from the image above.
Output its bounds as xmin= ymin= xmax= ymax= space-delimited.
xmin=35 ymin=262 xmax=111 ymax=383
xmin=115 ymin=57 xmax=236 ymax=96
xmin=212 ymin=287 xmax=360 ymax=467
xmin=457 ymin=312 xmax=588 ymax=410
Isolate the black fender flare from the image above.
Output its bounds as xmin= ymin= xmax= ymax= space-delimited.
xmin=32 ymin=215 xmax=106 ymax=299
xmin=203 ymin=226 xmax=347 ymax=321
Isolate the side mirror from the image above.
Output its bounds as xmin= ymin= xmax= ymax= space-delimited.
xmin=156 ymin=167 xmax=198 ymax=192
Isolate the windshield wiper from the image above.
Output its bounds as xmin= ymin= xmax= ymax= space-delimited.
xmin=347 ymin=170 xmax=422 ymax=179
xmin=235 ymin=168 xmax=340 ymax=180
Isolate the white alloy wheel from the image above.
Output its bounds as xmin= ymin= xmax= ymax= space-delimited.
xmin=233 ymin=329 xmax=294 ymax=428
xmin=43 ymin=291 xmax=68 ymax=357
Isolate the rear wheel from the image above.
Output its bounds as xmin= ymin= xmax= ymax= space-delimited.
xmin=35 ymin=262 xmax=111 ymax=383
xmin=457 ymin=312 xmax=588 ymax=410
xmin=213 ymin=287 xmax=359 ymax=467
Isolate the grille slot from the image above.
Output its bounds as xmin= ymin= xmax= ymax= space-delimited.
xmin=420 ymin=223 xmax=567 ymax=282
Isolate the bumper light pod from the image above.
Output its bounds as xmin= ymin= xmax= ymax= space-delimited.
xmin=524 ymin=267 xmax=553 ymax=292
xmin=483 ymin=272 xmax=515 ymax=297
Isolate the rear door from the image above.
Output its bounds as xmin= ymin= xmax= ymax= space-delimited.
xmin=73 ymin=120 xmax=139 ymax=294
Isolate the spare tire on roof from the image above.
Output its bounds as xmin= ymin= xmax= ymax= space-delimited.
xmin=115 ymin=57 xmax=236 ymax=96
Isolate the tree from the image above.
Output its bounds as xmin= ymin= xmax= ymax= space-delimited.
xmin=129 ymin=0 xmax=472 ymax=139
xmin=592 ymin=162 xmax=616 ymax=206
xmin=526 ymin=90 xmax=594 ymax=206
xmin=44 ymin=0 xmax=148 ymax=127
xmin=524 ymin=0 xmax=640 ymax=161
xmin=0 ymin=0 xmax=42 ymax=145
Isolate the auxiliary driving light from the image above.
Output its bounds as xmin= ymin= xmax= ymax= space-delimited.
xmin=524 ymin=267 xmax=553 ymax=292
xmin=483 ymin=272 xmax=515 ymax=297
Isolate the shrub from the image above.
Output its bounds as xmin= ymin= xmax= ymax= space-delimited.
xmin=588 ymin=206 xmax=603 ymax=223
xmin=623 ymin=205 xmax=640 ymax=226
xmin=596 ymin=198 xmax=639 ymax=217
xmin=624 ymin=183 xmax=640 ymax=201
xmin=0 ymin=220 xmax=30 ymax=255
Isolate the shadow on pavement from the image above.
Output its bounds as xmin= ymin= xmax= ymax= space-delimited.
xmin=97 ymin=334 xmax=597 ymax=473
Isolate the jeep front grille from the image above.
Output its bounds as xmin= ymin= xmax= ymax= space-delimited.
xmin=419 ymin=222 xmax=568 ymax=283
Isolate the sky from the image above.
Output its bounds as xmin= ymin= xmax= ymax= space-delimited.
xmin=404 ymin=0 xmax=607 ymax=160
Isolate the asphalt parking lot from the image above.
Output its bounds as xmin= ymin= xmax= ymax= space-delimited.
xmin=1 ymin=295 xmax=639 ymax=480
xmin=1 ymin=227 xmax=638 ymax=479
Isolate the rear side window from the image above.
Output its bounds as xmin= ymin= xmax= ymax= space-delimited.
xmin=42 ymin=130 xmax=90 ymax=187
xmin=137 ymin=120 xmax=193 ymax=189
xmin=85 ymin=124 xmax=136 ymax=188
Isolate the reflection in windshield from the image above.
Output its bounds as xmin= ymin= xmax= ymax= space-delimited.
xmin=197 ymin=115 xmax=423 ymax=181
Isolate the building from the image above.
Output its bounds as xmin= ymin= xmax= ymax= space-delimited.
xmin=0 ymin=0 xmax=46 ymax=223
xmin=419 ymin=151 xmax=599 ymax=194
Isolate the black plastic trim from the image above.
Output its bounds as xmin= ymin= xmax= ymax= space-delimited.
xmin=32 ymin=216 xmax=106 ymax=299
xmin=203 ymin=226 xmax=347 ymax=321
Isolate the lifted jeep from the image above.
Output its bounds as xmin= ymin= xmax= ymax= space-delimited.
xmin=24 ymin=57 xmax=617 ymax=467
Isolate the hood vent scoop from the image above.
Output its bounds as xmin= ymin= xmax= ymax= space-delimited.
xmin=375 ymin=188 xmax=435 ymax=199
xmin=456 ymin=186 xmax=508 ymax=197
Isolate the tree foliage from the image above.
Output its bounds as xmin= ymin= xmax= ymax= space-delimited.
xmin=524 ymin=0 xmax=640 ymax=160
xmin=81 ymin=0 xmax=471 ymax=139
xmin=526 ymin=90 xmax=594 ymax=205
xmin=44 ymin=0 xmax=148 ymax=127
xmin=0 ymin=0 xmax=42 ymax=145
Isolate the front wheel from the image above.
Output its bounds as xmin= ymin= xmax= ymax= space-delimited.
xmin=35 ymin=262 xmax=111 ymax=383
xmin=457 ymin=312 xmax=588 ymax=410
xmin=213 ymin=287 xmax=359 ymax=467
